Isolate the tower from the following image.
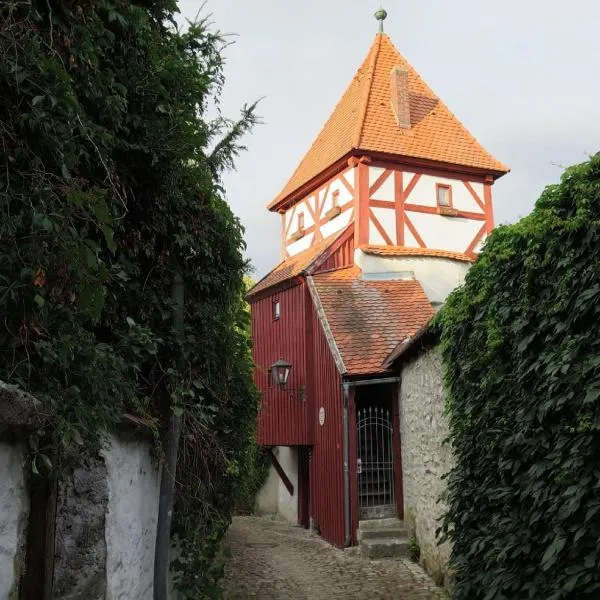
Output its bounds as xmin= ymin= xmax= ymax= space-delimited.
xmin=261 ymin=14 xmax=508 ymax=305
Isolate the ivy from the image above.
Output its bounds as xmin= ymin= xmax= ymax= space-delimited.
xmin=438 ymin=155 xmax=600 ymax=599
xmin=1 ymin=0 xmax=259 ymax=596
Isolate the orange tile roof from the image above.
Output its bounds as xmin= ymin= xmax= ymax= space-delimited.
xmin=247 ymin=229 xmax=349 ymax=298
xmin=363 ymin=245 xmax=475 ymax=263
xmin=310 ymin=267 xmax=434 ymax=376
xmin=270 ymin=34 xmax=508 ymax=209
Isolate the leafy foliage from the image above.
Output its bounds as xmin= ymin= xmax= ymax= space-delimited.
xmin=1 ymin=0 xmax=258 ymax=595
xmin=438 ymin=155 xmax=600 ymax=599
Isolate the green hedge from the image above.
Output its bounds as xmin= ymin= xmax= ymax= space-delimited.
xmin=439 ymin=155 xmax=600 ymax=599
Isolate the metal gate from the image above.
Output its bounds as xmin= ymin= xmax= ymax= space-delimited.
xmin=357 ymin=406 xmax=395 ymax=518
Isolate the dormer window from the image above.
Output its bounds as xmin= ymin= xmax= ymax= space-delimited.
xmin=273 ymin=300 xmax=281 ymax=321
xmin=436 ymin=184 xmax=452 ymax=208
xmin=297 ymin=212 xmax=305 ymax=231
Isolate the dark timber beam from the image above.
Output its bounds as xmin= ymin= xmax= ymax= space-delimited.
xmin=264 ymin=447 xmax=294 ymax=496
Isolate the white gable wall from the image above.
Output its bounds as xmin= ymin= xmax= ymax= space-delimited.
xmin=284 ymin=166 xmax=356 ymax=257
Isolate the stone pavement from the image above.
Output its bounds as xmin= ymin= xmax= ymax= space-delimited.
xmin=221 ymin=517 xmax=447 ymax=599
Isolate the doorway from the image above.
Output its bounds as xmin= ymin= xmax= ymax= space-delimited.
xmin=355 ymin=384 xmax=401 ymax=520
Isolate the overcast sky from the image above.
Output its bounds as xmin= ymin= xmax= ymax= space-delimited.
xmin=177 ymin=0 xmax=600 ymax=278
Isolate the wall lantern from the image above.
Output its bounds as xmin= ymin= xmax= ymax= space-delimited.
xmin=269 ymin=358 xmax=305 ymax=401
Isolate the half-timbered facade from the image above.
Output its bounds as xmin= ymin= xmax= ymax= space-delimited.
xmin=248 ymin=24 xmax=508 ymax=548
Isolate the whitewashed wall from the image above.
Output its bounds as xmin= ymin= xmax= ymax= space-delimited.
xmin=254 ymin=446 xmax=299 ymax=524
xmin=356 ymin=249 xmax=470 ymax=307
xmin=285 ymin=167 xmax=355 ymax=257
xmin=399 ymin=347 xmax=453 ymax=586
xmin=102 ymin=436 xmax=161 ymax=600
xmin=366 ymin=165 xmax=489 ymax=254
xmin=0 ymin=443 xmax=28 ymax=600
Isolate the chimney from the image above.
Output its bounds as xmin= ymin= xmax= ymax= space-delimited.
xmin=390 ymin=66 xmax=411 ymax=129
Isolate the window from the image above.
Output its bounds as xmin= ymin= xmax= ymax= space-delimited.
xmin=297 ymin=212 xmax=305 ymax=230
xmin=331 ymin=189 xmax=340 ymax=207
xmin=273 ymin=300 xmax=281 ymax=321
xmin=436 ymin=184 xmax=452 ymax=208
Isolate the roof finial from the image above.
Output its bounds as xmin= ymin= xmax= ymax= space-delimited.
xmin=375 ymin=7 xmax=388 ymax=33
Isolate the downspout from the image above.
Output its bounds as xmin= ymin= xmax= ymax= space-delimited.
xmin=342 ymin=381 xmax=351 ymax=547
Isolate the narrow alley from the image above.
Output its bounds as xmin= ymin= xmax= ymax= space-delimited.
xmin=222 ymin=517 xmax=446 ymax=600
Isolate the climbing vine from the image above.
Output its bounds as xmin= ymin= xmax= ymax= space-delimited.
xmin=1 ymin=0 xmax=258 ymax=595
xmin=438 ymin=155 xmax=600 ymax=599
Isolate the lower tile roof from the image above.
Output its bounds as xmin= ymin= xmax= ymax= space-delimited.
xmin=310 ymin=266 xmax=434 ymax=376
xmin=362 ymin=245 xmax=475 ymax=262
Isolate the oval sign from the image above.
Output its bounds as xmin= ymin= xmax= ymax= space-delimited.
xmin=318 ymin=407 xmax=326 ymax=426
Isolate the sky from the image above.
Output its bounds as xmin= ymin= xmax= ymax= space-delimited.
xmin=177 ymin=0 xmax=600 ymax=278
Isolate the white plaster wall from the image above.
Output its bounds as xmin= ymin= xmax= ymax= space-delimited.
xmin=287 ymin=231 xmax=315 ymax=256
xmin=276 ymin=447 xmax=299 ymax=523
xmin=371 ymin=206 xmax=396 ymax=243
xmin=404 ymin=173 xmax=485 ymax=214
xmin=254 ymin=461 xmax=279 ymax=516
xmin=355 ymin=249 xmax=470 ymax=305
xmin=102 ymin=436 xmax=161 ymax=600
xmin=254 ymin=447 xmax=299 ymax=523
xmin=319 ymin=206 xmax=353 ymax=240
xmin=0 ymin=443 xmax=27 ymax=600
xmin=370 ymin=171 xmax=395 ymax=201
xmin=399 ymin=348 xmax=453 ymax=585
xmin=406 ymin=212 xmax=482 ymax=253
xmin=285 ymin=167 xmax=355 ymax=257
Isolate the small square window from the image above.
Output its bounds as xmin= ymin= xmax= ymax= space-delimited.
xmin=297 ymin=212 xmax=305 ymax=230
xmin=273 ymin=300 xmax=281 ymax=321
xmin=437 ymin=184 xmax=452 ymax=208
xmin=331 ymin=190 xmax=340 ymax=207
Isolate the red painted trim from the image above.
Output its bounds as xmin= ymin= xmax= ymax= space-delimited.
xmin=369 ymin=209 xmax=394 ymax=245
xmin=369 ymin=199 xmax=395 ymax=209
xmin=465 ymin=222 xmax=487 ymax=256
xmin=463 ymin=181 xmax=486 ymax=212
xmin=285 ymin=205 xmax=297 ymax=237
xmin=351 ymin=150 xmax=507 ymax=183
xmin=436 ymin=183 xmax=453 ymax=208
xmin=404 ymin=203 xmax=487 ymax=221
xmin=339 ymin=172 xmax=355 ymax=197
xmin=402 ymin=173 xmax=422 ymax=202
xmin=318 ymin=184 xmax=331 ymax=217
xmin=281 ymin=212 xmax=288 ymax=258
xmin=392 ymin=388 xmax=404 ymax=520
xmin=349 ymin=387 xmax=358 ymax=545
xmin=368 ymin=168 xmax=393 ymax=197
xmin=269 ymin=148 xmax=507 ymax=212
xmin=404 ymin=214 xmax=426 ymax=248
xmin=308 ymin=224 xmax=354 ymax=275
xmin=395 ymin=170 xmax=404 ymax=246
xmin=484 ymin=182 xmax=494 ymax=233
xmin=303 ymin=196 xmax=317 ymax=224
xmin=357 ymin=161 xmax=370 ymax=246
xmin=285 ymin=202 xmax=353 ymax=246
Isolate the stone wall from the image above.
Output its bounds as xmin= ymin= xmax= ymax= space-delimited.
xmin=53 ymin=455 xmax=109 ymax=599
xmin=0 ymin=442 xmax=28 ymax=600
xmin=0 ymin=425 xmax=164 ymax=599
xmin=399 ymin=347 xmax=453 ymax=585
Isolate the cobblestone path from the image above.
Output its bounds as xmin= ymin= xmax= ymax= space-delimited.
xmin=222 ymin=517 xmax=446 ymax=599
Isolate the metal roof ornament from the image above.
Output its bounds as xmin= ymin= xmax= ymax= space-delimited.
xmin=375 ymin=7 xmax=388 ymax=33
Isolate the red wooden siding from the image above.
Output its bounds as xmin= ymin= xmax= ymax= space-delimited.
xmin=308 ymin=300 xmax=346 ymax=548
xmin=313 ymin=234 xmax=354 ymax=274
xmin=252 ymin=282 xmax=312 ymax=446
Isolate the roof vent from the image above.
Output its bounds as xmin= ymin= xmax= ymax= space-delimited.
xmin=390 ymin=66 xmax=411 ymax=129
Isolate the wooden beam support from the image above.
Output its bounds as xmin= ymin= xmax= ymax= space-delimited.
xmin=264 ymin=447 xmax=294 ymax=496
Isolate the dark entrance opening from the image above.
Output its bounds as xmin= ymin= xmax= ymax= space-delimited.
xmin=355 ymin=384 xmax=397 ymax=520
